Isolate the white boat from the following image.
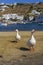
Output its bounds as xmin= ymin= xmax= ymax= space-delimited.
xmin=0 ymin=23 xmax=8 ymax=26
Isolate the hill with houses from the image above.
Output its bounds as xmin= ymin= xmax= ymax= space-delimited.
xmin=0 ymin=2 xmax=43 ymax=15
xmin=0 ymin=2 xmax=43 ymax=22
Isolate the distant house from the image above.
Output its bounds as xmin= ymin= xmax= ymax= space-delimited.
xmin=11 ymin=14 xmax=18 ymax=19
xmin=29 ymin=16 xmax=34 ymax=21
xmin=2 ymin=14 xmax=24 ymax=21
xmin=16 ymin=15 xmax=24 ymax=20
xmin=31 ymin=10 xmax=40 ymax=15
xmin=0 ymin=4 xmax=9 ymax=12
xmin=1 ymin=5 xmax=9 ymax=9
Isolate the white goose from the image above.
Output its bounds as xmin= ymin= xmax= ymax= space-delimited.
xmin=15 ymin=29 xmax=21 ymax=41
xmin=27 ymin=29 xmax=36 ymax=51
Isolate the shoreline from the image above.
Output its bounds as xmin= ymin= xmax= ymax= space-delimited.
xmin=0 ymin=31 xmax=42 ymax=36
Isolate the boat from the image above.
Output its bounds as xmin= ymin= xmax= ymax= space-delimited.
xmin=0 ymin=23 xmax=8 ymax=26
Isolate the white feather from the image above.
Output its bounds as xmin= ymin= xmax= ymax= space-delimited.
xmin=27 ymin=29 xmax=36 ymax=48
xmin=16 ymin=29 xmax=21 ymax=40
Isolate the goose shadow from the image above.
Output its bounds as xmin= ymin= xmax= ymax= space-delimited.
xmin=17 ymin=47 xmax=30 ymax=51
xmin=8 ymin=40 xmax=17 ymax=43
xmin=0 ymin=55 xmax=3 ymax=58
xmin=21 ymin=55 xmax=27 ymax=57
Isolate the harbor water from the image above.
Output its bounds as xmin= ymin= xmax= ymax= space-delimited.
xmin=0 ymin=22 xmax=43 ymax=31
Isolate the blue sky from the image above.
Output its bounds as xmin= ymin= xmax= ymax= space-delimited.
xmin=0 ymin=0 xmax=43 ymax=4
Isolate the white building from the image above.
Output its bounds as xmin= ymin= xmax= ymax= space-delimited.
xmin=2 ymin=14 xmax=24 ymax=20
xmin=2 ymin=14 xmax=11 ymax=20
xmin=1 ymin=5 xmax=9 ymax=9
xmin=29 ymin=16 xmax=34 ymax=21
xmin=1 ymin=9 xmax=5 ymax=12
xmin=31 ymin=10 xmax=40 ymax=15
xmin=0 ymin=4 xmax=9 ymax=12
xmin=16 ymin=15 xmax=24 ymax=20
xmin=11 ymin=14 xmax=18 ymax=19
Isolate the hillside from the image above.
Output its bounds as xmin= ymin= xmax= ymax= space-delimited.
xmin=0 ymin=2 xmax=43 ymax=16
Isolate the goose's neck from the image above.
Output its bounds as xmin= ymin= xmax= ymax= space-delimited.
xmin=31 ymin=33 xmax=34 ymax=38
xmin=31 ymin=32 xmax=33 ymax=35
xmin=17 ymin=31 xmax=19 ymax=35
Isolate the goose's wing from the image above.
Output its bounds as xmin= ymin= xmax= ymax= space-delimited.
xmin=16 ymin=34 xmax=21 ymax=40
xmin=27 ymin=39 xmax=32 ymax=47
xmin=30 ymin=35 xmax=36 ymax=45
